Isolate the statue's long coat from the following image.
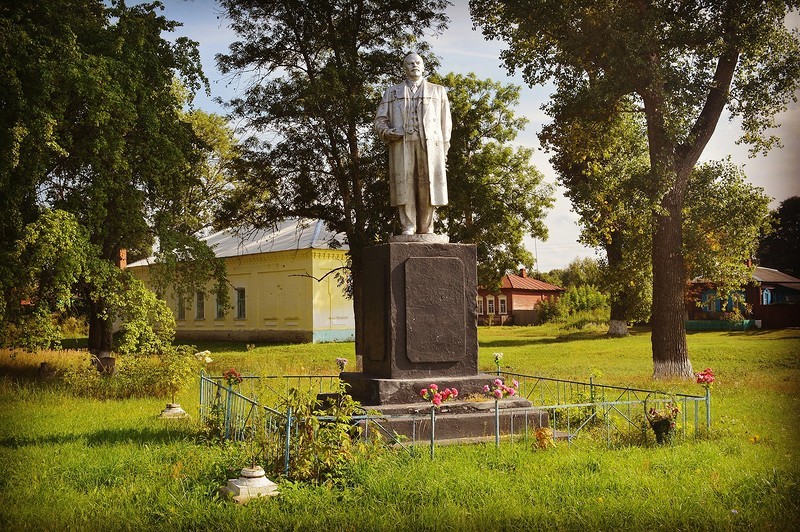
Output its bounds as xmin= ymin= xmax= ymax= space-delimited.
xmin=374 ymin=80 xmax=452 ymax=207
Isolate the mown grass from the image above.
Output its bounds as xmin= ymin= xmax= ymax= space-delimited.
xmin=1 ymin=325 xmax=799 ymax=530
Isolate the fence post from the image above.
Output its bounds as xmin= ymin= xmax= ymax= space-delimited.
xmin=284 ymin=406 xmax=292 ymax=477
xmin=430 ymin=406 xmax=435 ymax=459
xmin=199 ymin=371 xmax=205 ymax=421
xmin=225 ymin=385 xmax=233 ymax=440
xmin=705 ymin=387 xmax=711 ymax=432
xmin=495 ymin=399 xmax=500 ymax=448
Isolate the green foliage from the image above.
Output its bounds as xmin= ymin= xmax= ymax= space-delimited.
xmin=432 ymin=72 xmax=554 ymax=289
xmin=60 ymin=345 xmax=201 ymax=400
xmin=0 ymin=0 xmax=228 ymax=354
xmin=1 ymin=209 xmax=89 ymax=350
xmin=758 ymin=196 xmax=800 ymax=277
xmin=470 ymin=0 xmax=800 ymax=375
xmin=112 ymin=277 xmax=176 ymax=356
xmin=561 ymin=285 xmax=609 ymax=314
xmin=272 ymin=385 xmax=382 ymax=484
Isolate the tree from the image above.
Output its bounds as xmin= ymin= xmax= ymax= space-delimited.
xmin=544 ymin=106 xmax=770 ymax=336
xmin=684 ymin=160 xmax=772 ymax=303
xmin=433 ymin=73 xmax=553 ymax=289
xmin=471 ymin=0 xmax=800 ymax=378
xmin=1 ymin=0 xmax=227 ymax=352
xmin=541 ymin=102 xmax=653 ymax=337
xmin=215 ymin=0 xmax=449 ymax=362
xmin=758 ymin=196 xmax=800 ymax=277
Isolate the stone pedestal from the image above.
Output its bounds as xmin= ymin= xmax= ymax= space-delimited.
xmin=159 ymin=403 xmax=188 ymax=419
xmin=355 ymin=242 xmax=478 ymax=383
xmin=220 ymin=466 xmax=279 ymax=504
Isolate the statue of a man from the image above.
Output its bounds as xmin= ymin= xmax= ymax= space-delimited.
xmin=374 ymin=52 xmax=452 ymax=235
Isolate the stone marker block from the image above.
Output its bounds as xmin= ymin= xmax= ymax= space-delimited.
xmin=220 ymin=466 xmax=279 ymax=504
xmin=159 ymin=403 xmax=188 ymax=419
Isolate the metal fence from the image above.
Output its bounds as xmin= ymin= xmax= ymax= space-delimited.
xmin=199 ymin=370 xmax=711 ymax=475
xmin=499 ymin=370 xmax=711 ymax=446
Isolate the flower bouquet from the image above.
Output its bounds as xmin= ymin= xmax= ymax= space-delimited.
xmin=419 ymin=383 xmax=458 ymax=406
xmin=484 ymin=378 xmax=519 ymax=400
xmin=645 ymin=397 xmax=679 ymax=444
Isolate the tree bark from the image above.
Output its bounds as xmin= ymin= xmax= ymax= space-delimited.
xmin=87 ymin=298 xmax=113 ymax=355
xmin=642 ymin=74 xmax=693 ymax=379
xmin=605 ymin=231 xmax=629 ymax=337
xmin=650 ymin=187 xmax=692 ymax=379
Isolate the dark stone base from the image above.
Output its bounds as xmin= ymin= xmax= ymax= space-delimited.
xmin=361 ymin=399 xmax=551 ymax=442
xmin=342 ymin=372 xmax=501 ymax=406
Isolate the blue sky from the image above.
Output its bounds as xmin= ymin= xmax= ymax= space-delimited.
xmin=158 ymin=0 xmax=800 ymax=272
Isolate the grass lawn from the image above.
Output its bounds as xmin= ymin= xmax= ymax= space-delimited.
xmin=1 ymin=325 xmax=799 ymax=530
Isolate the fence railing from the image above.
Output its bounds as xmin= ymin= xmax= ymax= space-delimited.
xmin=498 ymin=371 xmax=711 ymax=444
xmin=199 ymin=370 xmax=711 ymax=476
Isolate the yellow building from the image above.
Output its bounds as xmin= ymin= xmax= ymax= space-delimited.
xmin=128 ymin=219 xmax=354 ymax=343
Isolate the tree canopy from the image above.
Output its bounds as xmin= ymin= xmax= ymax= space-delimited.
xmin=0 ymin=0 xmax=228 ymax=352
xmin=471 ymin=0 xmax=800 ymax=378
xmin=758 ymin=196 xmax=800 ymax=277
xmin=433 ymin=72 xmax=553 ymax=290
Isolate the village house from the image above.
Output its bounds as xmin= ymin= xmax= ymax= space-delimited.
xmin=128 ymin=219 xmax=355 ymax=343
xmin=686 ymin=265 xmax=800 ymax=329
xmin=477 ymin=269 xmax=565 ymax=325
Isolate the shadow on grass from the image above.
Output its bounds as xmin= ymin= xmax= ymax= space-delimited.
xmin=480 ymin=330 xmax=612 ymax=348
xmin=0 ymin=425 xmax=195 ymax=449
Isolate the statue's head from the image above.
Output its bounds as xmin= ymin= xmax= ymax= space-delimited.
xmin=403 ymin=52 xmax=424 ymax=81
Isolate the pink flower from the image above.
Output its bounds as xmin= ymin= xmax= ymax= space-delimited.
xmin=420 ymin=389 xmax=428 ymax=397
xmin=494 ymin=389 xmax=503 ymax=399
xmin=483 ymin=385 xmax=490 ymax=393
xmin=452 ymin=388 xmax=459 ymax=397
xmin=494 ymin=378 xmax=503 ymax=386
xmin=429 ymin=383 xmax=438 ymax=391
xmin=508 ymin=388 xmax=516 ymax=396
xmin=512 ymin=380 xmax=519 ymax=388
xmin=432 ymin=394 xmax=442 ymax=406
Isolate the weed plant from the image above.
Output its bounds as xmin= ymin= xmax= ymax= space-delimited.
xmin=1 ymin=327 xmax=798 ymax=530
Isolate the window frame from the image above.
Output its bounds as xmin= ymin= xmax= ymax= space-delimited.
xmin=195 ymin=291 xmax=205 ymax=320
xmin=498 ymin=295 xmax=507 ymax=315
xmin=236 ymin=287 xmax=246 ymax=319
xmin=487 ymin=296 xmax=495 ymax=315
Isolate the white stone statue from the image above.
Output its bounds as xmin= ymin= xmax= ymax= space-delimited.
xmin=374 ymin=52 xmax=452 ymax=236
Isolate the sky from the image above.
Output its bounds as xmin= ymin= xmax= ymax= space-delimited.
xmin=157 ymin=0 xmax=799 ymax=272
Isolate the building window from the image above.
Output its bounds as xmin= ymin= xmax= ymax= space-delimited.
xmin=216 ymin=291 xmax=225 ymax=319
xmin=762 ymin=288 xmax=772 ymax=305
xmin=701 ymin=291 xmax=717 ymax=312
xmin=498 ymin=295 xmax=507 ymax=315
xmin=195 ymin=291 xmax=205 ymax=320
xmin=177 ymin=293 xmax=186 ymax=321
xmin=487 ymin=297 xmax=495 ymax=315
xmin=476 ymin=296 xmax=484 ymax=315
xmin=236 ymin=288 xmax=246 ymax=319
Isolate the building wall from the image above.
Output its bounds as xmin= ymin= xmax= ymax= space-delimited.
xmin=129 ymin=248 xmax=354 ymax=343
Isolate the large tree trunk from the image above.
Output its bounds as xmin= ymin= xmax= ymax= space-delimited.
xmin=650 ymin=188 xmax=692 ymax=379
xmin=642 ymin=80 xmax=694 ymax=379
xmin=87 ymin=298 xmax=113 ymax=355
xmin=605 ymin=231 xmax=629 ymax=337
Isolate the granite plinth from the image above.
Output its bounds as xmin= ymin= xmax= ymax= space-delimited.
xmin=360 ymin=398 xmax=551 ymax=442
xmin=342 ymin=372 xmax=498 ymax=405
xmin=359 ymin=242 xmax=478 ymax=380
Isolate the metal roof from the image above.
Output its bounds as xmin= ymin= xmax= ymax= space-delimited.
xmin=127 ymin=218 xmax=347 ymax=268
xmin=500 ymin=273 xmax=564 ymax=292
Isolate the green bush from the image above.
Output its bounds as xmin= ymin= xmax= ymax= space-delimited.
xmin=60 ymin=345 xmax=200 ymax=400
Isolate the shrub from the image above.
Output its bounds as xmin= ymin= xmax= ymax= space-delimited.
xmin=60 ymin=345 xmax=201 ymax=400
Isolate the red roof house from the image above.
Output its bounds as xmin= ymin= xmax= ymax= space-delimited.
xmin=477 ymin=268 xmax=565 ymax=325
